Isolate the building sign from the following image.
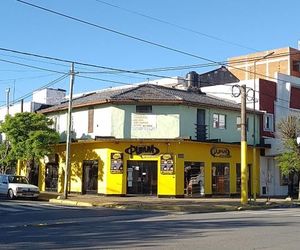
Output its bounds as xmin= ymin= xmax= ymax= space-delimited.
xmin=125 ymin=145 xmax=160 ymax=157
xmin=160 ymin=154 xmax=174 ymax=174
xmin=110 ymin=153 xmax=123 ymax=173
xmin=132 ymin=114 xmax=157 ymax=131
xmin=210 ymin=146 xmax=231 ymax=158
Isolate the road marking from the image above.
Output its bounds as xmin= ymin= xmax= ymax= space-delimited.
xmin=0 ymin=206 xmax=22 ymax=212
xmin=0 ymin=201 xmax=85 ymax=214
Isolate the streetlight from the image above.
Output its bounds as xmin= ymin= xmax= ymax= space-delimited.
xmin=252 ymin=51 xmax=274 ymax=201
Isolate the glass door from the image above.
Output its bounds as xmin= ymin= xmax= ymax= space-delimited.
xmin=127 ymin=161 xmax=157 ymax=195
xmin=45 ymin=163 xmax=58 ymax=192
xmin=82 ymin=160 xmax=98 ymax=194
xmin=212 ymin=163 xmax=230 ymax=195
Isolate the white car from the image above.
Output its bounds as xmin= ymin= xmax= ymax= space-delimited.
xmin=0 ymin=174 xmax=40 ymax=200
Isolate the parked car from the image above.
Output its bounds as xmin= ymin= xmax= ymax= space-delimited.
xmin=0 ymin=174 xmax=40 ymax=200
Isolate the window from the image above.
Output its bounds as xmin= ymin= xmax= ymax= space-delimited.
xmin=290 ymin=87 xmax=300 ymax=109
xmin=213 ymin=113 xmax=226 ymax=129
xmin=236 ymin=116 xmax=249 ymax=131
xmin=263 ymin=113 xmax=274 ymax=132
xmin=136 ymin=105 xmax=152 ymax=113
xmin=293 ymin=60 xmax=300 ymax=72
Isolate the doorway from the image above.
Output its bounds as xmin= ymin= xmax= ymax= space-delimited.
xmin=45 ymin=163 xmax=58 ymax=192
xmin=212 ymin=163 xmax=230 ymax=195
xmin=184 ymin=162 xmax=205 ymax=197
xmin=127 ymin=161 xmax=157 ymax=195
xmin=82 ymin=160 xmax=98 ymax=194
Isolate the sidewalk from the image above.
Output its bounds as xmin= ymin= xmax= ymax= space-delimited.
xmin=45 ymin=192 xmax=300 ymax=213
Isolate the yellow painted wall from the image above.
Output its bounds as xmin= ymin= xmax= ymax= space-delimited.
xmin=19 ymin=139 xmax=261 ymax=197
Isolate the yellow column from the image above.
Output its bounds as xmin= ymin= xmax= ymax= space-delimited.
xmin=241 ymin=141 xmax=248 ymax=204
xmin=17 ymin=160 xmax=21 ymax=175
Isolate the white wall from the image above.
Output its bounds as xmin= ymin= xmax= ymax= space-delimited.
xmin=0 ymin=102 xmax=32 ymax=122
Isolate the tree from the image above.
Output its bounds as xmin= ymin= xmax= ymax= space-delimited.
xmin=0 ymin=141 xmax=16 ymax=174
xmin=276 ymin=115 xmax=300 ymax=199
xmin=0 ymin=112 xmax=59 ymax=179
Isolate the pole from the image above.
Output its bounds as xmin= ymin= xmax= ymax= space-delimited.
xmin=241 ymin=84 xmax=248 ymax=204
xmin=63 ymin=63 xmax=75 ymax=199
xmin=252 ymin=61 xmax=257 ymax=201
xmin=5 ymin=88 xmax=10 ymax=115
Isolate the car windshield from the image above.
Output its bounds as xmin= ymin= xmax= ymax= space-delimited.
xmin=8 ymin=176 xmax=29 ymax=184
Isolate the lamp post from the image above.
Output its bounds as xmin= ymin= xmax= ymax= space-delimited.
xmin=252 ymin=51 xmax=274 ymax=201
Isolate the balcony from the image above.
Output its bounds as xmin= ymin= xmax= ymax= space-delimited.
xmin=195 ymin=124 xmax=207 ymax=141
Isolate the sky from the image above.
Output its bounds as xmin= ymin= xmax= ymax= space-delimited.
xmin=0 ymin=0 xmax=299 ymax=107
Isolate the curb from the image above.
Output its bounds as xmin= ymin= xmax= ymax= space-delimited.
xmin=49 ymin=198 xmax=94 ymax=207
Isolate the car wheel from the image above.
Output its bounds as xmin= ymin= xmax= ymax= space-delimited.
xmin=7 ymin=189 xmax=15 ymax=200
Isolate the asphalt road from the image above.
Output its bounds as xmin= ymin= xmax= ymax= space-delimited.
xmin=0 ymin=199 xmax=300 ymax=249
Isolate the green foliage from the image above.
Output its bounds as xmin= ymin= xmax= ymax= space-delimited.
xmin=276 ymin=115 xmax=300 ymax=175
xmin=276 ymin=139 xmax=300 ymax=175
xmin=0 ymin=112 xmax=59 ymax=162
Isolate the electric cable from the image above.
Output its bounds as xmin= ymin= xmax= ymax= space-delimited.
xmin=94 ymin=0 xmax=259 ymax=52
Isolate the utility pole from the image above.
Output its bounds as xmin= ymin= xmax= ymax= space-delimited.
xmin=241 ymin=84 xmax=248 ymax=204
xmin=63 ymin=63 xmax=75 ymax=199
xmin=252 ymin=51 xmax=274 ymax=201
xmin=5 ymin=88 xmax=10 ymax=115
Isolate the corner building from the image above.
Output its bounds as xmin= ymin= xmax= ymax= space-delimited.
xmin=19 ymin=82 xmax=263 ymax=197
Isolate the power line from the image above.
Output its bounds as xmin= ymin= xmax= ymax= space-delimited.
xmin=0 ymin=73 xmax=59 ymax=83
xmin=15 ymin=1 xmax=300 ymax=85
xmin=0 ymin=73 xmax=69 ymax=108
xmin=16 ymin=0 xmax=222 ymax=64
xmin=94 ymin=0 xmax=259 ymax=52
xmin=0 ymin=58 xmax=67 ymax=74
xmin=0 ymin=47 xmax=298 ymax=107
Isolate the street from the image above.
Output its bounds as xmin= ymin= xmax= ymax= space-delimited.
xmin=0 ymin=200 xmax=300 ymax=249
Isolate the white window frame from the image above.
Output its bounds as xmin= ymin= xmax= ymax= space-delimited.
xmin=213 ymin=113 xmax=226 ymax=129
xmin=263 ymin=113 xmax=274 ymax=132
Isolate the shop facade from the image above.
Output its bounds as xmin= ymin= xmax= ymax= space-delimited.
xmin=19 ymin=139 xmax=260 ymax=198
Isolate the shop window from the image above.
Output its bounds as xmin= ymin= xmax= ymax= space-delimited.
xmin=184 ymin=162 xmax=205 ymax=197
xmin=212 ymin=163 xmax=230 ymax=194
xmin=136 ymin=105 xmax=152 ymax=113
xmin=213 ymin=113 xmax=226 ymax=129
xmin=236 ymin=116 xmax=249 ymax=131
xmin=263 ymin=113 xmax=274 ymax=132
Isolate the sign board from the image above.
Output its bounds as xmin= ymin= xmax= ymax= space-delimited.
xmin=210 ymin=146 xmax=231 ymax=158
xmin=132 ymin=114 xmax=157 ymax=131
xmin=110 ymin=153 xmax=123 ymax=174
xmin=160 ymin=154 xmax=174 ymax=174
xmin=125 ymin=145 xmax=160 ymax=157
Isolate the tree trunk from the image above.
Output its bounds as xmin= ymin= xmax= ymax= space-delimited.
xmin=26 ymin=158 xmax=34 ymax=181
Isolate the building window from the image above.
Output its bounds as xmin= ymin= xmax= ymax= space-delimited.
xmin=292 ymin=60 xmax=300 ymax=72
xmin=136 ymin=105 xmax=152 ymax=113
xmin=290 ymin=87 xmax=300 ymax=109
xmin=236 ymin=116 xmax=249 ymax=131
xmin=213 ymin=113 xmax=226 ymax=129
xmin=263 ymin=113 xmax=274 ymax=132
